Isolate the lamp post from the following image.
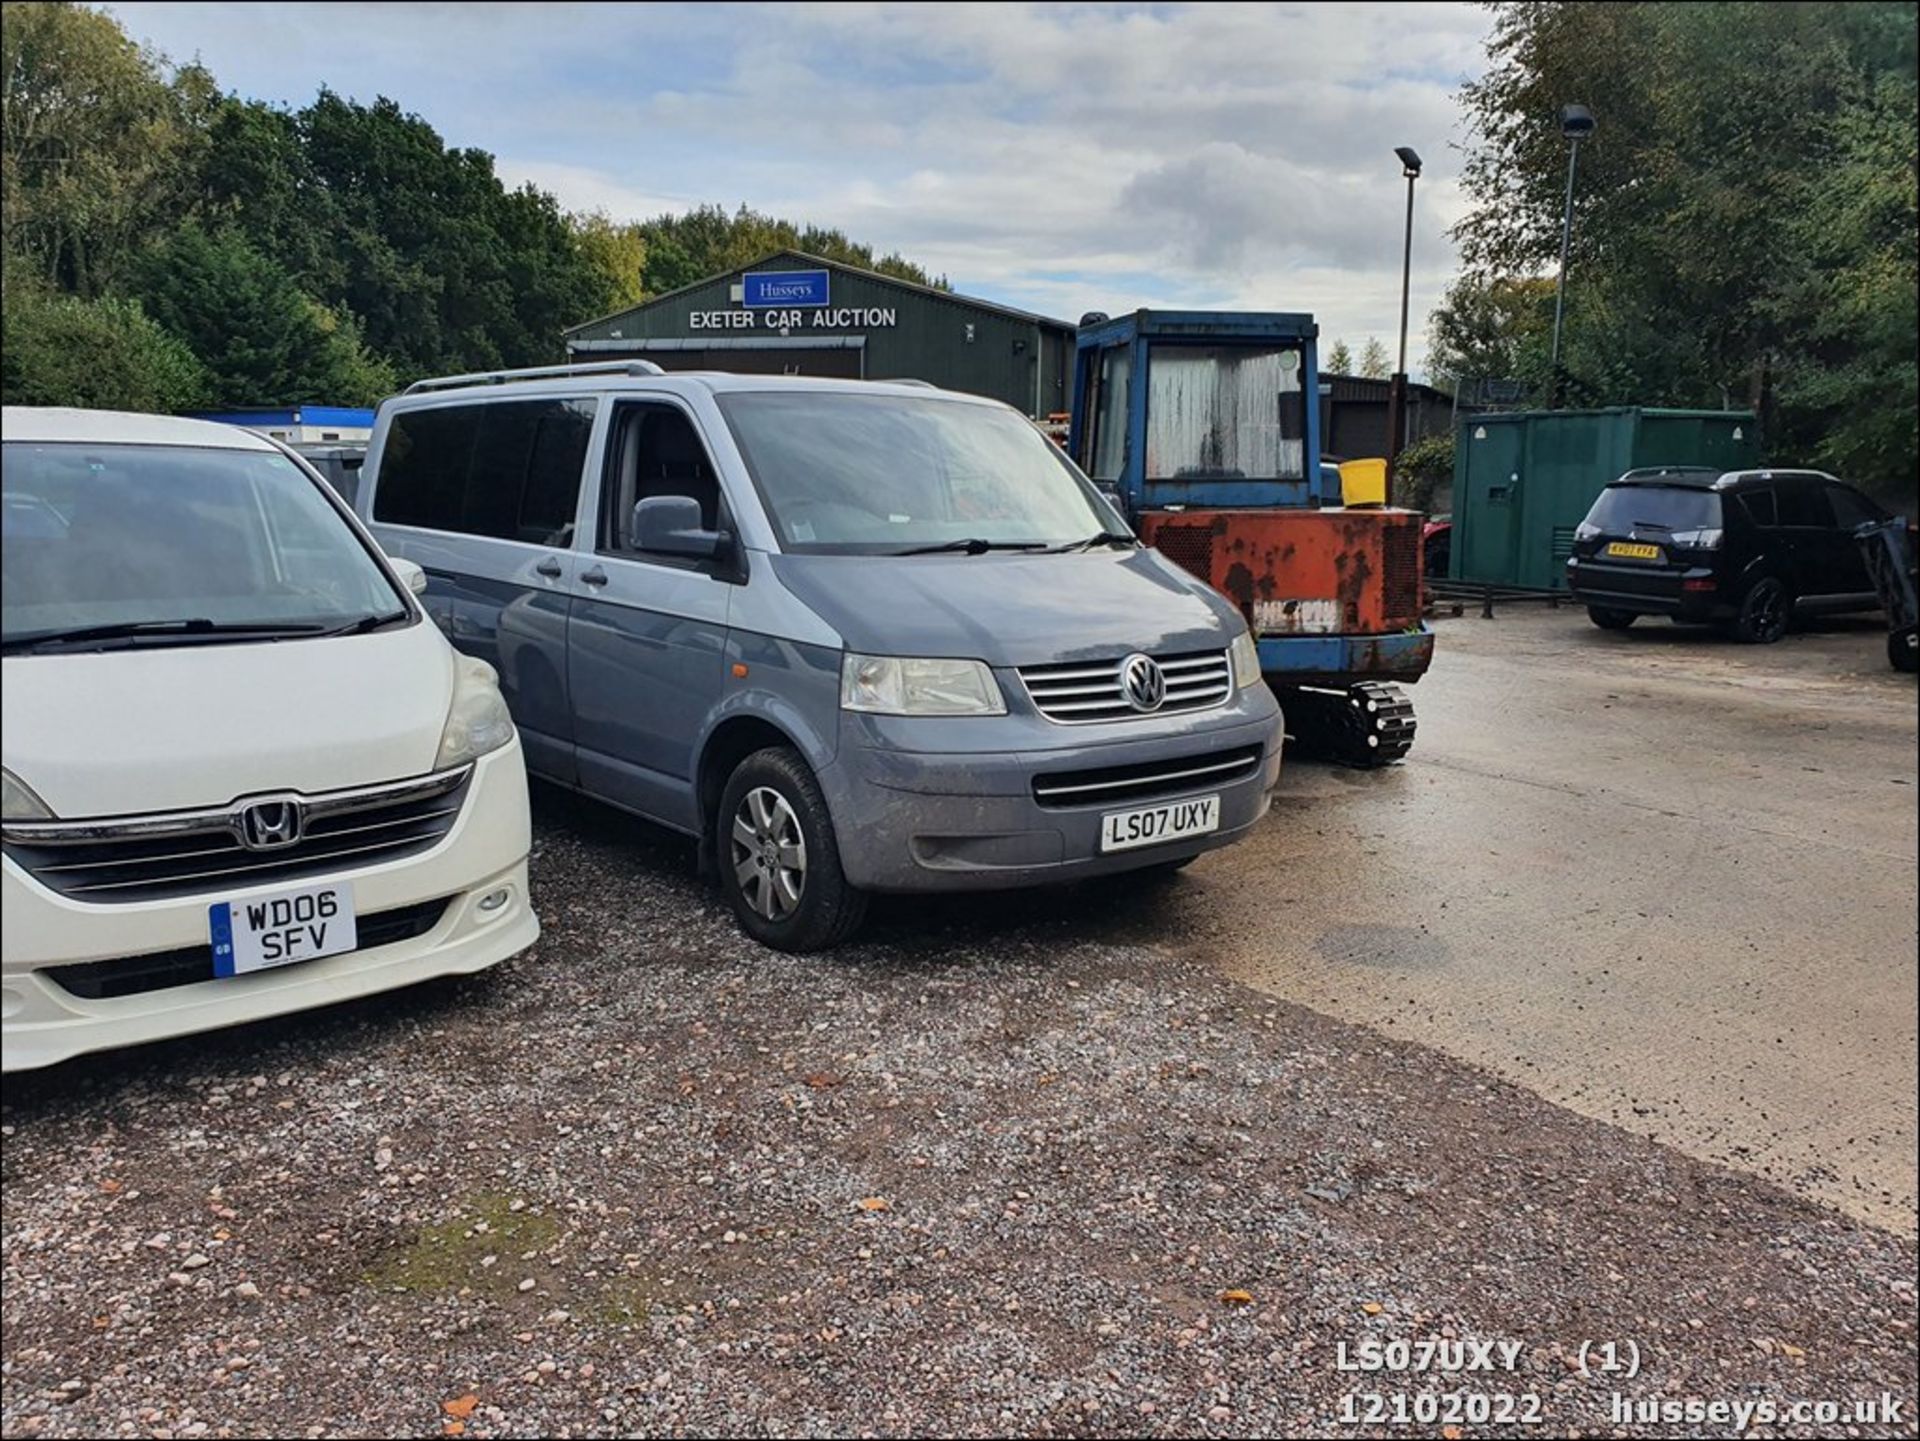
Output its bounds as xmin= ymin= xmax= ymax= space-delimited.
xmin=1383 ymin=145 xmax=1422 ymax=469
xmin=1548 ymin=104 xmax=1595 ymax=407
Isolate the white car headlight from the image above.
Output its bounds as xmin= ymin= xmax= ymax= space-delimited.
xmin=2 ymin=767 xmax=53 ymax=821
xmin=436 ymin=656 xmax=516 ymax=767
xmin=840 ymin=653 xmax=1006 ymax=716
xmin=1229 ymin=630 xmax=1263 ymax=690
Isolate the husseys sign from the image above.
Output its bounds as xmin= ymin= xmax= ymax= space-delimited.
xmin=689 ymin=268 xmax=898 ymax=331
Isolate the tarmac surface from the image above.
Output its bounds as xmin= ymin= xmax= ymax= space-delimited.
xmin=1059 ymin=605 xmax=1919 ymax=1233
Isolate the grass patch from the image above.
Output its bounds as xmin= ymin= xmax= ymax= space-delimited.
xmin=363 ymin=1191 xmax=562 ymax=1298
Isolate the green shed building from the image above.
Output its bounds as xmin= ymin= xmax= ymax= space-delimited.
xmin=1451 ymin=406 xmax=1761 ymax=591
xmin=562 ymin=249 xmax=1077 ymax=419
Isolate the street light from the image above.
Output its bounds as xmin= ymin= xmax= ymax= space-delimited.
xmin=1548 ymin=104 xmax=1595 ymax=407
xmin=1383 ymin=146 xmax=1422 ymax=469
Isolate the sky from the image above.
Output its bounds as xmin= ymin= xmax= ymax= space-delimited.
xmin=108 ymin=1 xmax=1496 ymax=371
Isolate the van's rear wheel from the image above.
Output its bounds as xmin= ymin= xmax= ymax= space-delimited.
xmin=1587 ymin=605 xmax=1638 ymax=631
xmin=718 ymin=746 xmax=867 ymax=952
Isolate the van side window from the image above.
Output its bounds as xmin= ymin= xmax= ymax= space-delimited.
xmin=375 ymin=399 xmax=594 ymax=544
xmin=1775 ymin=479 xmax=1831 ymax=528
xmin=1740 ymin=488 xmax=1777 ymax=526
xmin=601 ymin=403 xmax=725 ymax=560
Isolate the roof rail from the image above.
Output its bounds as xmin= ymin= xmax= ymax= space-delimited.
xmin=885 ymin=377 xmax=938 ymax=389
xmin=403 ymin=359 xmax=664 ymax=395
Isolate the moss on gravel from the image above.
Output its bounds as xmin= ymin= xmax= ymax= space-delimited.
xmin=362 ymin=1191 xmax=560 ymax=1298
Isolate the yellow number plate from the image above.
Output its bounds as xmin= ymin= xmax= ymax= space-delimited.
xmin=1605 ymin=541 xmax=1663 ymax=561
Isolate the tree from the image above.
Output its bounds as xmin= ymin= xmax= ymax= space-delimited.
xmin=1450 ymin=1 xmax=1917 ymax=498
xmin=1 ymin=1 xmax=213 ymax=296
xmin=1390 ymin=432 xmax=1455 ymax=513
xmin=1771 ymin=69 xmax=1918 ymax=494
xmin=133 ymin=224 xmax=394 ymax=406
xmin=1424 ymin=274 xmax=1556 ymax=397
xmin=1 ymin=267 xmax=209 ymax=411
xmin=570 ymin=211 xmax=648 ymax=313
xmin=1325 ymin=339 xmax=1353 ymax=375
xmin=1357 ymin=337 xmax=1390 ymax=380
xmin=635 ymin=203 xmax=950 ymax=296
xmin=1 ymin=5 xmax=957 ymax=403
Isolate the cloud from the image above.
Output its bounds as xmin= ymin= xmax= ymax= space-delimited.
xmin=110 ymin=1 xmax=1494 ymax=365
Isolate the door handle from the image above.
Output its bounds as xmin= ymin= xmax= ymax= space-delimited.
xmin=535 ymin=556 xmax=563 ymax=579
xmin=581 ymin=565 xmax=609 ymax=587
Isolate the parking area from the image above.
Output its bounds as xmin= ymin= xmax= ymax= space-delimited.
xmin=2 ymin=610 xmax=1916 ymax=1438
xmin=1107 ymin=605 xmax=1920 ymax=1233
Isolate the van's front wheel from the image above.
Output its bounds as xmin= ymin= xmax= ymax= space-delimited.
xmin=718 ymin=747 xmax=867 ymax=952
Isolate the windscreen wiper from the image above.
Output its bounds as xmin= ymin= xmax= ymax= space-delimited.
xmin=1040 ymin=530 xmax=1138 ymax=553
xmin=893 ymin=538 xmax=1050 ymax=556
xmin=2 ymin=618 xmax=333 ymax=654
xmin=310 ymin=609 xmax=411 ymax=639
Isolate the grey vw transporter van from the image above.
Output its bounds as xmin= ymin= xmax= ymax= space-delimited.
xmin=361 ymin=362 xmax=1282 ymax=951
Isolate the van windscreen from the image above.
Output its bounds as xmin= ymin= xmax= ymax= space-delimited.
xmin=716 ymin=392 xmax=1120 ymax=554
xmin=2 ymin=442 xmax=406 ymax=652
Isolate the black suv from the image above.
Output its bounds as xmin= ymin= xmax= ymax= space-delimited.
xmin=1566 ymin=467 xmax=1893 ymax=643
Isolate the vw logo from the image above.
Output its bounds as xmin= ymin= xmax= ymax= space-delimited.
xmin=1120 ymin=653 xmax=1167 ymax=713
xmin=235 ymin=797 xmax=305 ymax=852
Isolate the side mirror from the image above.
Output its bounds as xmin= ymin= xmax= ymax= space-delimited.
xmin=633 ymin=495 xmax=724 ymax=560
xmin=389 ymin=556 xmax=429 ymax=595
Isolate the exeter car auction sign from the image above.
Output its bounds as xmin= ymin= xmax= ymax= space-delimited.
xmin=690 ymin=306 xmax=898 ymax=330
xmin=688 ymin=268 xmax=898 ymax=331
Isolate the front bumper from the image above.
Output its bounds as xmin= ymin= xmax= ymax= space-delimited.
xmin=1255 ymin=624 xmax=1434 ymax=686
xmin=817 ymin=699 xmax=1283 ymax=894
xmin=1566 ymin=558 xmax=1726 ymax=619
xmin=1 ymin=742 xmax=538 ymax=1072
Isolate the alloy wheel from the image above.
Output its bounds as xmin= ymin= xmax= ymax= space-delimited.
xmin=730 ymin=786 xmax=807 ymax=921
xmin=1747 ymin=580 xmax=1787 ymax=641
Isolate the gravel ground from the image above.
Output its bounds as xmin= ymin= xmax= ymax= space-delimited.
xmin=3 ymin=790 xmax=1916 ymax=1439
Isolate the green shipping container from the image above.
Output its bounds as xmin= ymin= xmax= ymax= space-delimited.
xmin=1450 ymin=407 xmax=1760 ymax=591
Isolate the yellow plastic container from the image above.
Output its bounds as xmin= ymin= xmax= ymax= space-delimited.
xmin=1338 ymin=457 xmax=1388 ymax=508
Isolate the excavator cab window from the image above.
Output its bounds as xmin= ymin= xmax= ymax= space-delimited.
xmin=1144 ymin=344 xmax=1305 ymax=483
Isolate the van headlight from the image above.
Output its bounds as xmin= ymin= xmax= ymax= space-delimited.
xmin=2 ymin=767 xmax=53 ymax=821
xmin=1229 ymin=630 xmax=1263 ymax=689
xmin=436 ymin=657 xmax=516 ymax=767
xmin=840 ymin=654 xmax=1006 ymax=716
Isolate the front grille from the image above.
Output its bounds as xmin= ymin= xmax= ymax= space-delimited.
xmin=1153 ymin=524 xmax=1217 ymax=586
xmin=3 ymin=767 xmax=472 ymax=903
xmin=1033 ymin=744 xmax=1263 ymax=809
xmin=1382 ymin=522 xmax=1421 ymax=621
xmin=44 ymin=897 xmax=453 ymax=1000
xmin=1019 ymin=649 xmax=1232 ymax=723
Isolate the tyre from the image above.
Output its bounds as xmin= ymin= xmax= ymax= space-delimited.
xmin=1729 ymin=576 xmax=1790 ymax=644
xmin=1587 ymin=605 xmax=1638 ymax=631
xmin=717 ymin=746 xmax=867 ymax=952
xmin=1892 ymin=626 xmax=1919 ymax=674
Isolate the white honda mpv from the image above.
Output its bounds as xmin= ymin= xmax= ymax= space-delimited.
xmin=1 ymin=408 xmax=539 ymax=1071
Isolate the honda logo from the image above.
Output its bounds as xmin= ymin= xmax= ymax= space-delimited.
xmin=1120 ymin=653 xmax=1166 ymax=713
xmin=235 ymin=797 xmax=305 ymax=851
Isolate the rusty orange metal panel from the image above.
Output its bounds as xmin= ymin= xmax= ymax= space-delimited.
xmin=1140 ymin=508 xmax=1425 ymax=633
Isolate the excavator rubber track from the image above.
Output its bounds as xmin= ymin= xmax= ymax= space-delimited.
xmin=1277 ymin=681 xmax=1417 ymax=768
